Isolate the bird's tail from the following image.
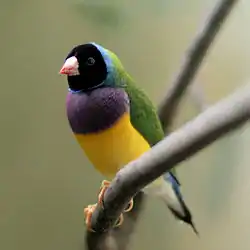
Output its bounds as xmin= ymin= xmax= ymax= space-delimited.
xmin=160 ymin=172 xmax=199 ymax=235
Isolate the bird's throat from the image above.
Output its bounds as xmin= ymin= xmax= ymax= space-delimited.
xmin=66 ymin=87 xmax=130 ymax=134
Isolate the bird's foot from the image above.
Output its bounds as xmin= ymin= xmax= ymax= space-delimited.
xmin=83 ymin=180 xmax=134 ymax=232
xmin=98 ymin=180 xmax=134 ymax=213
xmin=84 ymin=203 xmax=124 ymax=232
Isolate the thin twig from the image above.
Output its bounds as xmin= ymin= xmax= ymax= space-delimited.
xmin=158 ymin=0 xmax=239 ymax=131
xmin=89 ymin=82 xmax=250 ymax=232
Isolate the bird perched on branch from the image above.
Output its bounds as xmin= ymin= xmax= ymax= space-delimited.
xmin=59 ymin=42 xmax=198 ymax=234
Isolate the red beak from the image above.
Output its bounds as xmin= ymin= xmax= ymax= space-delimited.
xmin=59 ymin=56 xmax=79 ymax=75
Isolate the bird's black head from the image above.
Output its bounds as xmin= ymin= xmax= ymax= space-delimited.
xmin=60 ymin=43 xmax=108 ymax=92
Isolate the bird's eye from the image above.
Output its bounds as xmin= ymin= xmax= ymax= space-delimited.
xmin=86 ymin=57 xmax=95 ymax=66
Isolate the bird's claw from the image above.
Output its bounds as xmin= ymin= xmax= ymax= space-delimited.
xmin=98 ymin=180 xmax=111 ymax=208
xmin=123 ymin=199 xmax=134 ymax=212
xmin=84 ymin=204 xmax=97 ymax=232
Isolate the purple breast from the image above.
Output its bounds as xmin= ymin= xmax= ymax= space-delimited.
xmin=66 ymin=87 xmax=130 ymax=134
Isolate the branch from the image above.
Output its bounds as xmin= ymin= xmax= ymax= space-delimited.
xmin=86 ymin=192 xmax=146 ymax=250
xmin=158 ymin=0 xmax=239 ymax=131
xmin=89 ymin=82 xmax=250 ymax=233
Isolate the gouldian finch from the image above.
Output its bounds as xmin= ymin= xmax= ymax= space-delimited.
xmin=59 ymin=42 xmax=197 ymax=234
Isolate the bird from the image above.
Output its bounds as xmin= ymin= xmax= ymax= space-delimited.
xmin=59 ymin=42 xmax=198 ymax=234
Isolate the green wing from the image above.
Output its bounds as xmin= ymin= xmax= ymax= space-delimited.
xmin=125 ymin=80 xmax=164 ymax=146
xmin=124 ymin=77 xmax=178 ymax=177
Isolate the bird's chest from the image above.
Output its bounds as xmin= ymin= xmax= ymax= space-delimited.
xmin=66 ymin=88 xmax=150 ymax=177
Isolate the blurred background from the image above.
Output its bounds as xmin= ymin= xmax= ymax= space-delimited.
xmin=1 ymin=0 xmax=250 ymax=249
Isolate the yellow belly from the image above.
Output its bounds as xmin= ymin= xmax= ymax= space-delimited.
xmin=74 ymin=112 xmax=151 ymax=178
